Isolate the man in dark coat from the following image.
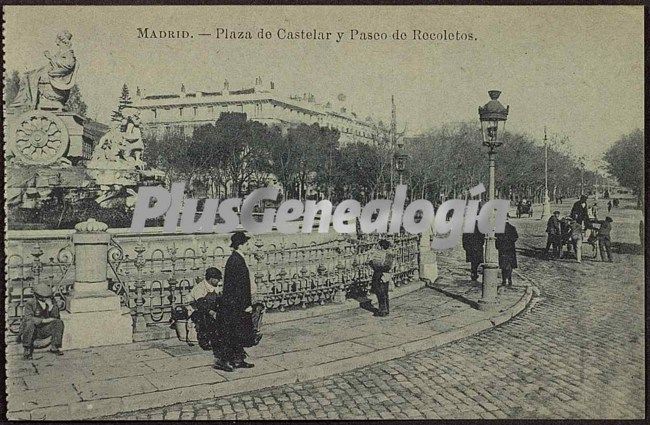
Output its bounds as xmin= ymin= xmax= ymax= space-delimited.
xmin=570 ymin=195 xmax=590 ymax=227
xmin=462 ymin=224 xmax=485 ymax=281
xmin=545 ymin=210 xmax=562 ymax=259
xmin=19 ymin=283 xmax=65 ymax=359
xmin=496 ymin=219 xmax=518 ymax=286
xmin=593 ymin=216 xmax=614 ymax=262
xmin=215 ymin=230 xmax=255 ymax=372
xmin=368 ymin=239 xmax=395 ymax=317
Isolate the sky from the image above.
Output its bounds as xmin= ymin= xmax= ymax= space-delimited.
xmin=4 ymin=6 xmax=644 ymax=171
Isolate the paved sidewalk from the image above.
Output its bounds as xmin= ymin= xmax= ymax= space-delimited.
xmin=6 ymin=271 xmax=531 ymax=420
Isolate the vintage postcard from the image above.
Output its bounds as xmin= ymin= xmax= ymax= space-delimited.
xmin=2 ymin=5 xmax=644 ymax=420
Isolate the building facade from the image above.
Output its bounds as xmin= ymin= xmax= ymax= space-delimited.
xmin=130 ymin=78 xmax=387 ymax=145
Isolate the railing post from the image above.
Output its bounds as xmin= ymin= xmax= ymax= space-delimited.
xmin=166 ymin=244 xmax=178 ymax=310
xmin=61 ymin=219 xmax=133 ymax=349
xmin=30 ymin=244 xmax=44 ymax=286
xmin=252 ymin=237 xmax=266 ymax=306
xmin=133 ymin=242 xmax=147 ymax=333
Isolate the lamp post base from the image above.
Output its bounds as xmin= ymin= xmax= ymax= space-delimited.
xmin=541 ymin=199 xmax=552 ymax=220
xmin=479 ymin=263 xmax=499 ymax=311
xmin=477 ymin=298 xmax=498 ymax=312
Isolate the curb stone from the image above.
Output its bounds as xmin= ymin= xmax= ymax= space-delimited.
xmin=264 ymin=279 xmax=425 ymax=326
xmin=12 ymin=278 xmax=536 ymax=420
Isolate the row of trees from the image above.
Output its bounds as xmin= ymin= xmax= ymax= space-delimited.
xmin=144 ymin=113 xmax=603 ymax=205
xmin=603 ymin=129 xmax=644 ymax=207
xmin=404 ymin=122 xmax=602 ymax=203
xmin=143 ymin=113 xmax=393 ymax=203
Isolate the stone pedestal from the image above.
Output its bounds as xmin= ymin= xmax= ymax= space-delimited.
xmin=421 ymin=250 xmax=439 ymax=286
xmin=332 ymin=285 xmax=346 ymax=303
xmin=61 ymin=219 xmax=132 ymax=350
xmin=420 ymin=227 xmax=440 ymax=287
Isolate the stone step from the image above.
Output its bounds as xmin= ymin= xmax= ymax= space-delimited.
xmin=61 ymin=309 xmax=132 ymax=350
xmin=67 ymin=291 xmax=122 ymax=313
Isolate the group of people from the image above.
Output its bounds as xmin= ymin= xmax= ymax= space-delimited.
xmin=545 ymin=195 xmax=614 ymax=263
xmin=185 ymin=229 xmax=264 ymax=372
xmin=462 ymin=218 xmax=519 ymax=287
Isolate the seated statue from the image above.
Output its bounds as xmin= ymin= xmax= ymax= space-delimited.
xmin=11 ymin=30 xmax=77 ymax=111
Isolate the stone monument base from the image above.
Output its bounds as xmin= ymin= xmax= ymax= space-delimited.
xmin=421 ymin=251 xmax=439 ymax=285
xmin=61 ymin=287 xmax=133 ymax=350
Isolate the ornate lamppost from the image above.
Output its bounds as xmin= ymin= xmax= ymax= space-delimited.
xmin=579 ymin=157 xmax=585 ymax=196
xmin=478 ymin=90 xmax=509 ymax=310
xmin=542 ymin=127 xmax=552 ymax=219
xmin=395 ymin=141 xmax=408 ymax=186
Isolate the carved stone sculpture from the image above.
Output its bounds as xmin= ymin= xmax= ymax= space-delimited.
xmin=11 ymin=30 xmax=77 ymax=111
xmin=10 ymin=110 xmax=71 ymax=166
xmin=87 ymin=109 xmax=145 ymax=170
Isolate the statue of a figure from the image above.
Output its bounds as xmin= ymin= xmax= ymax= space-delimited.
xmin=11 ymin=30 xmax=77 ymax=111
xmin=119 ymin=109 xmax=144 ymax=165
xmin=88 ymin=109 xmax=145 ymax=170
xmin=89 ymin=123 xmax=122 ymax=165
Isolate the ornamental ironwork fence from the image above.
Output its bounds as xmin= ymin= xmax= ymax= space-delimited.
xmin=5 ymin=237 xmax=75 ymax=335
xmin=5 ymin=229 xmax=420 ymax=335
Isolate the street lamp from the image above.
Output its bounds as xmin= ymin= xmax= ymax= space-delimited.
xmin=542 ymin=127 xmax=552 ymax=220
xmin=395 ymin=142 xmax=408 ymax=186
xmin=580 ymin=158 xmax=585 ymax=196
xmin=478 ymin=90 xmax=509 ymax=311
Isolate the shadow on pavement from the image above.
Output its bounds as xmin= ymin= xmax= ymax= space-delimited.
xmin=350 ymin=294 xmax=379 ymax=315
xmin=611 ymin=242 xmax=643 ymax=255
xmin=517 ymin=246 xmax=546 ymax=260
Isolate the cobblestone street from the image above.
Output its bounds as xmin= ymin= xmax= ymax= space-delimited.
xmin=111 ymin=202 xmax=645 ymax=420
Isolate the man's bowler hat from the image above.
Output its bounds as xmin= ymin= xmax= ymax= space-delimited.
xmin=230 ymin=231 xmax=251 ymax=248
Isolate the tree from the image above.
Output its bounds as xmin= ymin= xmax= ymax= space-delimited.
xmin=404 ymin=121 xmax=596 ymax=204
xmin=337 ymin=143 xmax=383 ymax=202
xmin=264 ymin=126 xmax=302 ymax=200
xmin=211 ymin=112 xmax=273 ymax=197
xmin=604 ymin=129 xmax=644 ymax=207
xmin=64 ymin=84 xmax=88 ymax=116
xmin=282 ymin=123 xmax=341 ymax=200
xmin=311 ymin=126 xmax=341 ymax=200
xmin=3 ymin=70 xmax=20 ymax=105
xmin=111 ymin=83 xmax=132 ymax=122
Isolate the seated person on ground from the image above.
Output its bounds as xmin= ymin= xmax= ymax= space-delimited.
xmin=19 ymin=283 xmax=65 ymax=359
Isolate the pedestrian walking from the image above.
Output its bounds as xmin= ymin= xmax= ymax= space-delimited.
xmin=593 ymin=216 xmax=614 ymax=262
xmin=496 ymin=219 xmax=518 ymax=286
xmin=590 ymin=202 xmax=599 ymax=221
xmin=568 ymin=218 xmax=583 ymax=263
xmin=19 ymin=283 xmax=65 ymax=359
xmin=367 ymin=239 xmax=395 ymax=317
xmin=607 ymin=200 xmax=612 ymax=213
xmin=215 ymin=230 xmax=256 ymax=372
xmin=545 ymin=210 xmax=562 ymax=259
xmin=462 ymin=224 xmax=485 ymax=281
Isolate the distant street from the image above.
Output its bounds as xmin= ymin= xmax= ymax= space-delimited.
xmin=112 ymin=197 xmax=645 ymax=420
